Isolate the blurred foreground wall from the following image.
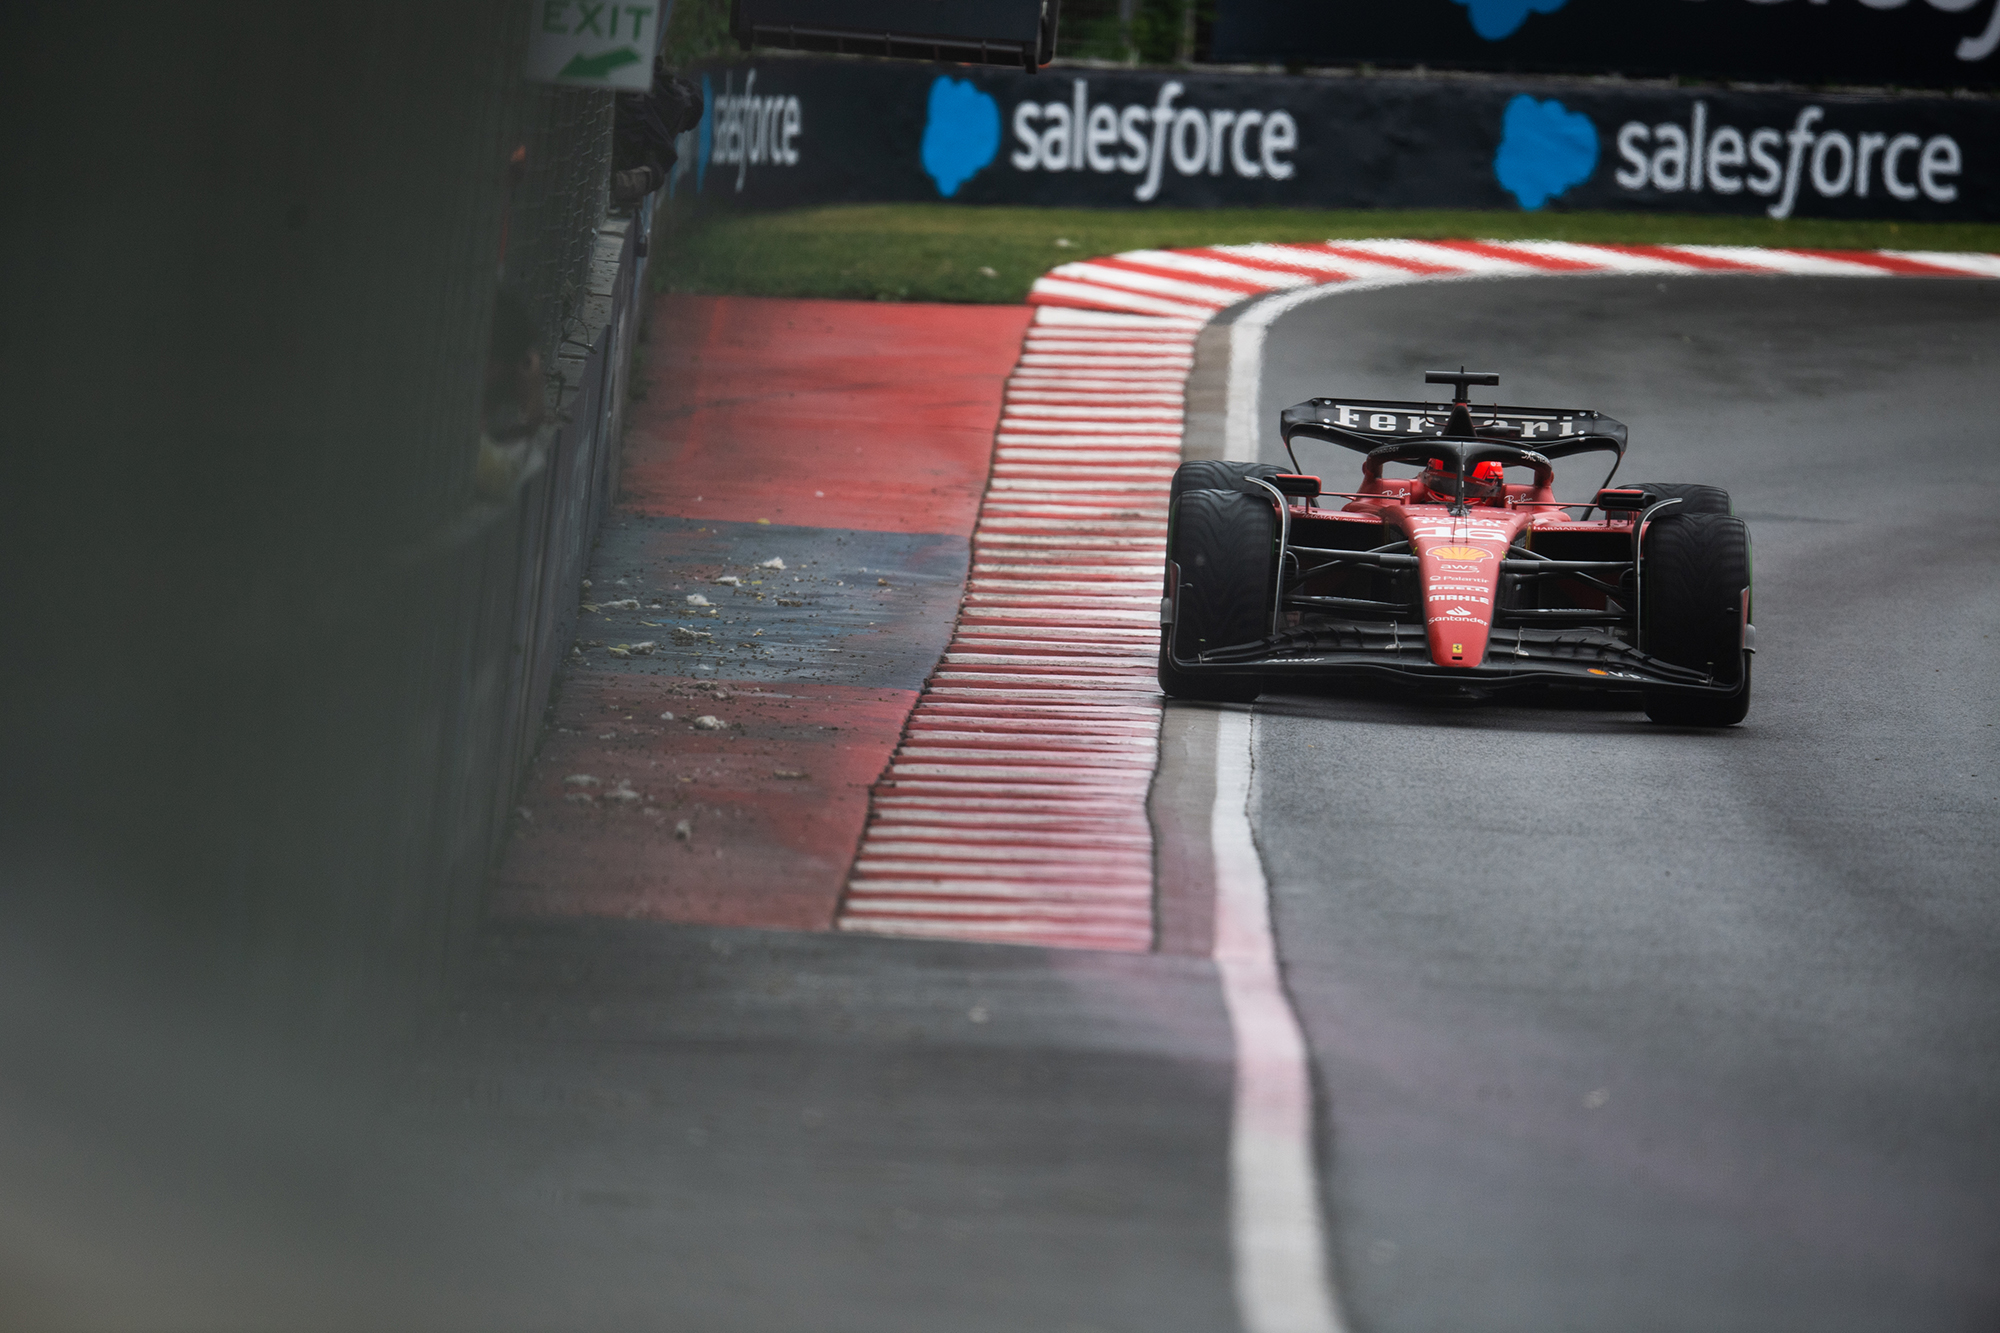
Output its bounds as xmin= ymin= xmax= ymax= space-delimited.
xmin=0 ymin=4 xmax=638 ymax=1021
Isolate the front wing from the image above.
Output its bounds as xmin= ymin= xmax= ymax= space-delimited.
xmin=1164 ymin=616 xmax=1746 ymax=695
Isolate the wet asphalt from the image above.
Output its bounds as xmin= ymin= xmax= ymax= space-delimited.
xmin=1243 ymin=276 xmax=2000 ymax=1331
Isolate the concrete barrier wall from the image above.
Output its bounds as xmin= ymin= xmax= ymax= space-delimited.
xmin=1 ymin=3 xmax=645 ymax=1024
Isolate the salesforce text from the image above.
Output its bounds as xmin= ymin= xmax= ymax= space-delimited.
xmin=1615 ymin=102 xmax=1961 ymax=218
xmin=1010 ymin=80 xmax=1299 ymax=202
xmin=712 ymin=70 xmax=802 ymax=192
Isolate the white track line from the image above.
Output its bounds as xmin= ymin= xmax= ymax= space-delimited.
xmin=1212 ymin=707 xmax=1347 ymax=1333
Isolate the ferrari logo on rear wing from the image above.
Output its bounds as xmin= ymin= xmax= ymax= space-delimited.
xmin=1280 ymin=396 xmax=1628 ymax=460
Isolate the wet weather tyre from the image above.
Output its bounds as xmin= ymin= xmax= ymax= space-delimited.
xmin=1640 ymin=512 xmax=1752 ymax=726
xmin=1622 ymin=482 xmax=1732 ymax=516
xmin=1159 ymin=488 xmax=1276 ymax=703
xmin=1169 ymin=460 xmax=1283 ymax=507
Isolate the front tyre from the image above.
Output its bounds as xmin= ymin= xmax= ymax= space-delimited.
xmin=1169 ymin=460 xmax=1283 ymax=508
xmin=1159 ymin=488 xmax=1276 ymax=704
xmin=1640 ymin=512 xmax=1752 ymax=726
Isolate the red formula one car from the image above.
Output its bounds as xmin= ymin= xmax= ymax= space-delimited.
xmin=1159 ymin=371 xmax=1754 ymax=726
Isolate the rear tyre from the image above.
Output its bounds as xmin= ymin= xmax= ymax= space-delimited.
xmin=1169 ymin=460 xmax=1283 ymax=507
xmin=1159 ymin=488 xmax=1275 ymax=703
xmin=1621 ymin=482 xmax=1732 ymax=515
xmin=1640 ymin=512 xmax=1752 ymax=726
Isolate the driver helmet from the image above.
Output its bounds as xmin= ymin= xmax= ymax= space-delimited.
xmin=1420 ymin=458 xmax=1508 ymax=503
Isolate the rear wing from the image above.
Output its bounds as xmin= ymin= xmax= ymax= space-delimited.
xmin=1280 ymin=396 xmax=1627 ymax=465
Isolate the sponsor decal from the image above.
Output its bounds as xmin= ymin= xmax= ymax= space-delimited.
xmin=1495 ymin=94 xmax=1600 ymax=210
xmin=1459 ymin=0 xmax=1567 ymax=41
xmin=1430 ymin=545 xmax=1494 ymax=562
xmin=1321 ymin=404 xmax=1586 ymax=439
xmin=1428 ymin=593 xmax=1492 ymax=604
xmin=1612 ymin=101 xmax=1963 ymax=219
xmin=697 ymin=70 xmax=803 ymax=193
xmin=1451 ymin=641 xmax=1466 ymax=655
xmin=921 ymin=76 xmax=1001 ymax=198
xmin=1413 ymin=524 xmax=1513 ymax=541
xmin=1008 ymin=78 xmax=1299 ymax=202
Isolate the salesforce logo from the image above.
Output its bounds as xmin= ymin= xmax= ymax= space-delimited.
xmin=921 ymin=76 xmax=1001 ymax=198
xmin=692 ymin=69 xmax=803 ymax=193
xmin=1494 ymin=94 xmax=1598 ymax=209
xmin=1456 ymin=0 xmax=1998 ymax=64
xmin=1614 ymin=103 xmax=1964 ymax=217
xmin=1005 ymin=79 xmax=1298 ymax=203
xmin=1457 ymin=0 xmax=1566 ymax=41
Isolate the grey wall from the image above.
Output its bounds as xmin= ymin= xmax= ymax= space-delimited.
xmin=0 ymin=3 xmax=637 ymax=1023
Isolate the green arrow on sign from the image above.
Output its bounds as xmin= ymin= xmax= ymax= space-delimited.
xmin=558 ymin=46 xmax=643 ymax=79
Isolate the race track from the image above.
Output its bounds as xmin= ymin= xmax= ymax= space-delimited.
xmin=1222 ymin=275 xmax=2000 ymax=1330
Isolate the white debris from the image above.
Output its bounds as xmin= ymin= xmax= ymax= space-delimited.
xmin=598 ymin=598 xmax=640 ymax=610
xmin=673 ymin=819 xmax=692 ymax=840
xmin=658 ymin=711 xmax=675 ymax=721
xmin=604 ymin=783 xmax=641 ymax=803
xmin=693 ymin=715 xmax=726 ymax=730
xmin=713 ymin=575 xmax=741 ymax=586
xmin=628 ymin=640 xmax=655 ymax=653
xmin=758 ymin=557 xmax=786 ymax=570
xmin=672 ymin=626 xmax=713 ymax=641
xmin=685 ymin=593 xmax=712 ymax=606
xmin=563 ymin=774 xmax=600 ymax=786
xmin=978 ymin=266 xmax=998 ymax=278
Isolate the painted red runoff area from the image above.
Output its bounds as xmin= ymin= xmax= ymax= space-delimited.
xmin=491 ymin=673 xmax=914 ymax=930
xmin=492 ymin=295 xmax=1028 ymax=931
xmin=620 ymin=295 xmax=1031 ymax=533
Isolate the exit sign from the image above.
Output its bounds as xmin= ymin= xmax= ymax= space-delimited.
xmin=526 ymin=1 xmax=664 ymax=89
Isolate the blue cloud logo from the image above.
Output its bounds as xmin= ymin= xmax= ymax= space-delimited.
xmin=920 ymin=76 xmax=1000 ymax=199
xmin=1456 ymin=0 xmax=1566 ymax=40
xmin=1494 ymin=94 xmax=1598 ymax=210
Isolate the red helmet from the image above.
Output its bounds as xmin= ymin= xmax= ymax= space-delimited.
xmin=1420 ymin=458 xmax=1508 ymax=503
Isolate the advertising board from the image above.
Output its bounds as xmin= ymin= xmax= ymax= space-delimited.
xmin=674 ymin=59 xmax=2000 ymax=221
xmin=1211 ymin=0 xmax=2000 ymax=90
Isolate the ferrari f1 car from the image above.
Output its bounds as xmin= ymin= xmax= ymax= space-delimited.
xmin=1159 ymin=370 xmax=1753 ymax=726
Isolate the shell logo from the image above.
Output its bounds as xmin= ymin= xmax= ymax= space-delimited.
xmin=1430 ymin=545 xmax=1492 ymax=562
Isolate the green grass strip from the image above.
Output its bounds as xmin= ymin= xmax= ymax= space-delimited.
xmin=653 ymin=202 xmax=2000 ymax=305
